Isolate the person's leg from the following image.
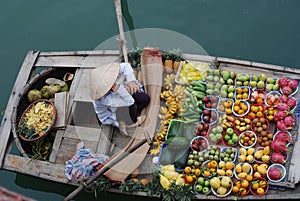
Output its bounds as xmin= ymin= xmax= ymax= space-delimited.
xmin=132 ymin=92 xmax=150 ymax=117
xmin=127 ymin=92 xmax=150 ymax=127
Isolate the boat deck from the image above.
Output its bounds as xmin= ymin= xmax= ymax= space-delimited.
xmin=1 ymin=50 xmax=300 ymax=199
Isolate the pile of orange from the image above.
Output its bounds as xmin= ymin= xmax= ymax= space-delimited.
xmin=232 ymin=176 xmax=253 ymax=196
xmin=248 ymin=104 xmax=264 ymax=119
xmin=264 ymin=106 xmax=277 ymax=121
xmin=218 ymin=99 xmax=233 ymax=114
xmin=235 ymin=87 xmax=249 ymax=100
xmin=233 ymin=100 xmax=249 ymax=116
xmin=202 ymin=160 xmax=218 ymax=178
xmin=250 ymin=178 xmax=268 ymax=196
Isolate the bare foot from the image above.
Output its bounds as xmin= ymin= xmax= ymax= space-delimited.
xmin=119 ymin=121 xmax=129 ymax=136
xmin=126 ymin=115 xmax=146 ymax=128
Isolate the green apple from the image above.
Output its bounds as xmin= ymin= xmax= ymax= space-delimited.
xmin=250 ymin=81 xmax=257 ymax=88
xmin=195 ymin=184 xmax=203 ymax=192
xmin=259 ymin=74 xmax=266 ymax=82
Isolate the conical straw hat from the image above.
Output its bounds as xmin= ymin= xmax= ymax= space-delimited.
xmin=90 ymin=62 xmax=120 ymax=100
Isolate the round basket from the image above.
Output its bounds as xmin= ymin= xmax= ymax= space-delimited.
xmin=17 ymin=99 xmax=57 ymax=142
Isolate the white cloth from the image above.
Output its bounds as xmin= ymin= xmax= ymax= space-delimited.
xmin=93 ymin=63 xmax=136 ymax=127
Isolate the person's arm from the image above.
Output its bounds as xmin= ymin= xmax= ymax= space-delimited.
xmin=120 ymin=63 xmax=140 ymax=94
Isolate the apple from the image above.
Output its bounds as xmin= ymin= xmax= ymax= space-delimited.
xmin=195 ymin=184 xmax=203 ymax=192
xmin=198 ymin=177 xmax=205 ymax=185
xmin=202 ymin=186 xmax=210 ymax=194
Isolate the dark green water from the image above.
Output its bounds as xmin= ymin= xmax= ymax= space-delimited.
xmin=1 ymin=0 xmax=300 ymax=200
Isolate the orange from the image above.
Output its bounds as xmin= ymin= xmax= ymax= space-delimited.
xmin=246 ymin=174 xmax=253 ymax=182
xmin=232 ymin=186 xmax=240 ymax=194
xmin=256 ymin=187 xmax=265 ymax=195
xmin=234 ymin=105 xmax=240 ymax=112
xmin=195 ymin=168 xmax=201 ymax=177
xmin=238 ymin=110 xmax=245 ymax=115
xmin=241 ymin=103 xmax=248 ymax=111
xmin=185 ymin=175 xmax=194 ymax=183
xmin=242 ymin=87 xmax=248 ymax=93
xmin=210 ymin=160 xmax=218 ymax=168
xmin=251 ymin=182 xmax=259 ymax=190
xmin=203 ymin=170 xmax=211 ymax=177
xmin=257 ymin=98 xmax=263 ymax=104
xmin=226 ymin=108 xmax=233 ymax=115
xmin=132 ymin=178 xmax=139 ymax=182
xmin=236 ymin=94 xmax=242 ymax=99
xmin=249 ymin=112 xmax=256 ymax=119
xmin=184 ymin=166 xmax=192 ymax=174
xmin=236 ymin=88 xmax=243 ymax=94
xmin=140 ymin=178 xmax=149 ymax=185
xmin=234 ymin=100 xmax=241 ymax=106
xmin=239 ymin=187 xmax=248 ymax=196
xmin=241 ymin=180 xmax=249 ymax=188
xmin=225 ymin=100 xmax=233 ymax=107
xmin=235 ymin=180 xmax=242 ymax=188
xmin=242 ymin=93 xmax=248 ymax=100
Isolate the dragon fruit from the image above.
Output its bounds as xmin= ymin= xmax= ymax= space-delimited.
xmin=268 ymin=166 xmax=283 ymax=180
xmin=287 ymin=97 xmax=297 ymax=109
xmin=278 ymin=77 xmax=288 ymax=88
xmin=276 ymin=103 xmax=290 ymax=111
xmin=276 ymin=120 xmax=290 ymax=130
xmin=284 ymin=115 xmax=295 ymax=128
xmin=274 ymin=111 xmax=289 ymax=121
xmin=271 ymin=152 xmax=287 ymax=164
xmin=279 ymin=95 xmax=288 ymax=103
xmin=271 ymin=139 xmax=290 ymax=153
xmin=288 ymin=79 xmax=298 ymax=90
xmin=281 ymin=86 xmax=293 ymax=96
xmin=275 ymin=131 xmax=291 ymax=144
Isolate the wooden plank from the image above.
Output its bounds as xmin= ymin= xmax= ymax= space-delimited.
xmin=34 ymin=55 xmax=118 ymax=68
xmin=251 ymin=61 xmax=285 ymax=72
xmin=73 ymin=68 xmax=93 ymax=102
xmin=96 ymin=125 xmax=114 ymax=155
xmin=3 ymin=154 xmax=69 ymax=184
xmin=63 ymin=125 xmax=101 ymax=142
xmin=0 ymin=50 xmax=40 ymax=167
xmin=182 ymin=53 xmax=217 ymax=63
xmin=54 ymin=92 xmax=69 ymax=129
xmin=49 ymin=130 xmax=64 ymax=163
xmin=39 ymin=50 xmax=119 ymax=56
xmin=217 ymin=56 xmax=252 ymax=66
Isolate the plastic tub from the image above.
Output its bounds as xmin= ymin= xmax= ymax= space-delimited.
xmin=265 ymin=91 xmax=281 ymax=106
xmin=267 ymin=163 xmax=286 ymax=183
xmin=232 ymin=178 xmax=250 ymax=197
xmin=249 ymin=89 xmax=266 ymax=104
xmin=193 ymin=179 xmax=212 ymax=196
xmin=232 ymin=100 xmax=250 ymax=117
xmin=190 ymin=136 xmax=209 ymax=152
xmin=250 ymin=117 xmax=269 ymax=135
xmin=234 ymin=86 xmax=250 ymax=101
xmin=250 ymin=177 xmax=269 ymax=196
xmin=217 ymin=98 xmax=233 ymax=114
xmin=238 ymin=131 xmax=257 ymax=149
xmin=220 ymin=147 xmax=237 ymax=162
xmin=273 ymin=130 xmax=292 ymax=146
xmin=203 ymin=95 xmax=220 ymax=110
xmin=234 ymin=162 xmax=253 ymax=179
xmin=248 ymin=103 xmax=265 ymax=119
xmin=211 ymin=176 xmax=233 ymax=197
xmin=201 ymin=109 xmax=219 ymax=126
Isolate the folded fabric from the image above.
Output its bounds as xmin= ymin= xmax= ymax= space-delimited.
xmin=65 ymin=142 xmax=109 ymax=181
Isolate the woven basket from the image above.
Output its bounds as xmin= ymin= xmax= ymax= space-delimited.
xmin=17 ymin=99 xmax=57 ymax=142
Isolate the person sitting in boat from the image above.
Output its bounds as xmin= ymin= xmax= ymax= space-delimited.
xmin=90 ymin=62 xmax=150 ymax=136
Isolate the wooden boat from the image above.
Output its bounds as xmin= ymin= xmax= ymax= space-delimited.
xmin=0 ymin=48 xmax=300 ymax=200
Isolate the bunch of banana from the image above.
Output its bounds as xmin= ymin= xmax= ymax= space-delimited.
xmin=164 ymin=74 xmax=176 ymax=90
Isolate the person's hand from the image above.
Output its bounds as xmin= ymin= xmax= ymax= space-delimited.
xmin=110 ymin=83 xmax=120 ymax=92
xmin=127 ymin=81 xmax=140 ymax=94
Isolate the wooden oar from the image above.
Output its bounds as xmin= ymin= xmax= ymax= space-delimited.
xmin=63 ymin=138 xmax=148 ymax=201
xmin=114 ymin=0 xmax=128 ymax=63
